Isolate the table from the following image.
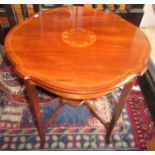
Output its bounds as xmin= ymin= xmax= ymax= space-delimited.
xmin=147 ymin=136 xmax=155 ymax=150
xmin=4 ymin=6 xmax=151 ymax=147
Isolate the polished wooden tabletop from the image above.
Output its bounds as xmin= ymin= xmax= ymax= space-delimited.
xmin=4 ymin=6 xmax=151 ymax=99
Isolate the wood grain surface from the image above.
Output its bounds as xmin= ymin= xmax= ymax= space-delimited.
xmin=4 ymin=6 xmax=151 ymax=99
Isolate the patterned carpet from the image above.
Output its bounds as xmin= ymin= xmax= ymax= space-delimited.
xmin=0 ymin=86 xmax=155 ymax=150
xmin=0 ymin=54 xmax=155 ymax=150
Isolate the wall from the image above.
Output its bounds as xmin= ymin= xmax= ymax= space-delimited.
xmin=140 ymin=4 xmax=155 ymax=27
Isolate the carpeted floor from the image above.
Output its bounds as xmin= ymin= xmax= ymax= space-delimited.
xmin=0 ymin=84 xmax=155 ymax=150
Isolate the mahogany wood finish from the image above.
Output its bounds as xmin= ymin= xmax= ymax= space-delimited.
xmin=4 ymin=6 xmax=150 ymax=99
xmin=147 ymin=136 xmax=155 ymax=150
xmin=45 ymin=102 xmax=64 ymax=129
xmin=84 ymin=101 xmax=110 ymax=129
xmin=25 ymin=79 xmax=45 ymax=148
xmin=4 ymin=6 xmax=151 ymax=147
xmin=106 ymin=79 xmax=135 ymax=143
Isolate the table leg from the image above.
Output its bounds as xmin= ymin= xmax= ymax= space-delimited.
xmin=84 ymin=101 xmax=109 ymax=129
xmin=25 ymin=79 xmax=45 ymax=148
xmin=106 ymin=79 xmax=135 ymax=143
xmin=45 ymin=101 xmax=64 ymax=129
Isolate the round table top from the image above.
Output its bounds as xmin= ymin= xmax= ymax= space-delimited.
xmin=4 ymin=6 xmax=151 ymax=98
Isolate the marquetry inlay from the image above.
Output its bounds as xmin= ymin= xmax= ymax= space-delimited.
xmin=62 ymin=28 xmax=96 ymax=48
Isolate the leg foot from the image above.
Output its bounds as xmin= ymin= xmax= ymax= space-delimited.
xmin=106 ymin=133 xmax=110 ymax=144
